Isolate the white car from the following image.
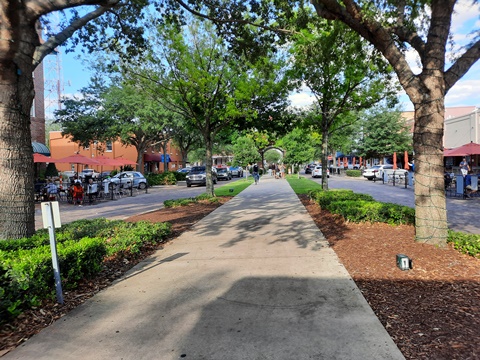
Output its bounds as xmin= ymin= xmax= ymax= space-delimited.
xmin=79 ymin=168 xmax=100 ymax=179
xmin=363 ymin=164 xmax=395 ymax=180
xmin=312 ymin=165 xmax=330 ymax=178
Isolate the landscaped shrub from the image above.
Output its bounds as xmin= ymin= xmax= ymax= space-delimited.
xmin=0 ymin=218 xmax=171 ymax=323
xmin=325 ymin=200 xmax=415 ymax=225
xmin=447 ymin=230 xmax=480 ymax=257
xmin=308 ymin=189 xmax=414 ymax=225
xmin=345 ymin=169 xmax=362 ymax=177
xmin=145 ymin=172 xmax=178 ymax=186
xmin=309 ymin=189 xmax=374 ymax=208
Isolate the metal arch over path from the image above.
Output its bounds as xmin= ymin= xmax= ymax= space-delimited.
xmin=259 ymin=146 xmax=286 ymax=167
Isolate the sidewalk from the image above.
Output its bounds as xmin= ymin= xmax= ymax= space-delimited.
xmin=7 ymin=177 xmax=404 ymax=360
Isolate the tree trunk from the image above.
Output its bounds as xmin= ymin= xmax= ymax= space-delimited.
xmin=0 ymin=64 xmax=36 ymax=239
xmin=204 ymin=133 xmax=215 ymax=197
xmin=412 ymin=98 xmax=448 ymax=246
xmin=321 ymin=123 xmax=330 ymax=190
xmin=162 ymin=141 xmax=168 ymax=172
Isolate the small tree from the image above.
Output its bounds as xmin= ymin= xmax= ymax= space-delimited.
xmin=232 ymin=137 xmax=261 ymax=169
xmin=357 ymin=106 xmax=413 ymax=161
xmin=278 ymin=128 xmax=318 ymax=178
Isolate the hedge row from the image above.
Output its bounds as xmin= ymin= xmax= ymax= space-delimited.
xmin=308 ymin=189 xmax=415 ymax=225
xmin=0 ymin=219 xmax=171 ymax=323
xmin=345 ymin=169 xmax=363 ymax=177
xmin=145 ymin=171 xmax=186 ymax=186
xmin=308 ymin=188 xmax=480 ymax=258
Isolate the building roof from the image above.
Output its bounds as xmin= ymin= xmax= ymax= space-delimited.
xmin=32 ymin=142 xmax=50 ymax=156
xmin=444 ymin=106 xmax=476 ymax=119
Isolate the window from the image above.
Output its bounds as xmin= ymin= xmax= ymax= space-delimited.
xmin=106 ymin=141 xmax=113 ymax=152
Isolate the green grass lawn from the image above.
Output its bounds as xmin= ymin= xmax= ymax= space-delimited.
xmin=215 ymin=178 xmax=253 ymax=196
xmin=285 ymin=175 xmax=323 ymax=194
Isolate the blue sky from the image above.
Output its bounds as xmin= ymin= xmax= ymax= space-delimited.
xmin=56 ymin=1 xmax=480 ymax=113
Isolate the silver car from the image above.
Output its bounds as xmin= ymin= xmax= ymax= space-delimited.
xmin=105 ymin=171 xmax=148 ymax=189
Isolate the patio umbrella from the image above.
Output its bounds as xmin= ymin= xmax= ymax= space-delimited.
xmin=337 ymin=158 xmax=341 ymax=167
xmin=94 ymin=155 xmax=122 ymax=166
xmin=56 ymin=153 xmax=101 ymax=165
xmin=115 ymin=157 xmax=138 ymax=166
xmin=359 ymin=157 xmax=363 ymax=168
xmin=352 ymin=157 xmax=356 ymax=167
xmin=445 ymin=141 xmax=480 ymax=156
xmin=343 ymin=157 xmax=348 ymax=168
xmin=55 ymin=154 xmax=101 ymax=175
xmin=33 ymin=153 xmax=58 ymax=163
xmin=404 ymin=151 xmax=410 ymax=170
xmin=393 ymin=152 xmax=397 ymax=170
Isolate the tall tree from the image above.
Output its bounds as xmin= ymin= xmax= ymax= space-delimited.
xmin=131 ymin=19 xmax=287 ymax=196
xmin=100 ymin=83 xmax=176 ymax=171
xmin=0 ymin=1 xmax=149 ymax=239
xmin=289 ymin=18 xmax=398 ymax=190
xmin=179 ymin=0 xmax=480 ymax=246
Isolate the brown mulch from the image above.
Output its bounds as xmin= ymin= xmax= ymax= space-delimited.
xmin=1 ymin=194 xmax=480 ymax=360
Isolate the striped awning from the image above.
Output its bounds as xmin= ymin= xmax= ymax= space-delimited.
xmin=32 ymin=142 xmax=51 ymax=156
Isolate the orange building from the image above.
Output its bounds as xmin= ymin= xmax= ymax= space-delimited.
xmin=49 ymin=131 xmax=184 ymax=174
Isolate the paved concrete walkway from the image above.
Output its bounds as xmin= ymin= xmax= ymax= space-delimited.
xmin=7 ymin=177 xmax=404 ymax=360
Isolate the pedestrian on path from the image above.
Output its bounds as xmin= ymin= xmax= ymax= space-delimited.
xmin=253 ymin=163 xmax=260 ymax=184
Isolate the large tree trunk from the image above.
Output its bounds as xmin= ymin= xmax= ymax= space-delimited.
xmin=204 ymin=132 xmax=215 ymax=197
xmin=412 ymin=97 xmax=448 ymax=246
xmin=0 ymin=59 xmax=36 ymax=240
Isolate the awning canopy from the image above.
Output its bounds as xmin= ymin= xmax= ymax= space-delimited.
xmin=144 ymin=154 xmax=170 ymax=162
xmin=32 ymin=142 xmax=50 ymax=156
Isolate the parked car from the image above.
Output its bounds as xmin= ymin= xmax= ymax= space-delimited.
xmin=312 ymin=165 xmax=330 ymax=178
xmin=217 ymin=167 xmax=232 ymax=181
xmin=60 ymin=170 xmax=77 ymax=179
xmin=363 ymin=164 xmax=395 ymax=180
xmin=229 ymin=166 xmax=243 ymax=177
xmin=100 ymin=171 xmax=113 ymax=178
xmin=186 ymin=166 xmax=218 ymax=187
xmin=105 ymin=171 xmax=148 ymax=189
xmin=305 ymin=163 xmax=316 ymax=174
xmin=79 ymin=168 xmax=100 ymax=180
xmin=177 ymin=167 xmax=191 ymax=174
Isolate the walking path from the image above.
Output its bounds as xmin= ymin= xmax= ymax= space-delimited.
xmin=6 ymin=176 xmax=404 ymax=360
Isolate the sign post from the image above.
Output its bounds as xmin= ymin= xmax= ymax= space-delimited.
xmin=41 ymin=201 xmax=64 ymax=304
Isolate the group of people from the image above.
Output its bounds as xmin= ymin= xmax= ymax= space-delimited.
xmin=267 ymin=163 xmax=285 ymax=179
xmin=39 ymin=178 xmax=99 ymax=205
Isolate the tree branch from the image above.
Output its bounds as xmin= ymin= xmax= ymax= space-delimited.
xmin=444 ymin=39 xmax=480 ymax=93
xmin=32 ymin=5 xmax=116 ymax=67
xmin=174 ymin=0 xmax=298 ymax=36
xmin=26 ymin=0 xmax=119 ymax=19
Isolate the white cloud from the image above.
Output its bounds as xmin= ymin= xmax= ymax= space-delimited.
xmin=446 ymin=79 xmax=480 ymax=107
xmin=452 ymin=0 xmax=480 ymax=33
xmin=289 ymin=88 xmax=315 ymax=108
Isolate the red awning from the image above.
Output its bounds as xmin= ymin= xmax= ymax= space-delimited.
xmin=144 ymin=154 xmax=162 ymax=162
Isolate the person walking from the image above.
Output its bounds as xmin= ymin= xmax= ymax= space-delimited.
xmin=460 ymin=157 xmax=470 ymax=176
xmin=253 ymin=163 xmax=260 ymax=184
